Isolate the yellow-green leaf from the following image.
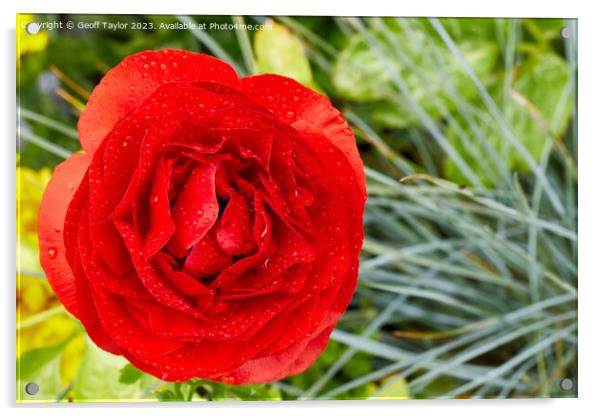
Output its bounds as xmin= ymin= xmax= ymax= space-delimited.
xmin=254 ymin=20 xmax=317 ymax=91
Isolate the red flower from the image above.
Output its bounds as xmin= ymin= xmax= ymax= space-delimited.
xmin=38 ymin=49 xmax=366 ymax=384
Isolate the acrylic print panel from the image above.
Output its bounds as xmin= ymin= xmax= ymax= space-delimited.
xmin=16 ymin=13 xmax=577 ymax=402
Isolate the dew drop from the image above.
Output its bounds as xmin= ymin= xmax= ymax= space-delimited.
xmin=221 ymin=375 xmax=235 ymax=384
xmin=260 ymin=223 xmax=268 ymax=239
xmin=47 ymin=247 xmax=58 ymax=259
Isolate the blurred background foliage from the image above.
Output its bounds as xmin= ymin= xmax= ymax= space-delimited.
xmin=17 ymin=14 xmax=577 ymax=402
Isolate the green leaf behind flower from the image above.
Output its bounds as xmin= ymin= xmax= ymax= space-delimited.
xmin=254 ymin=20 xmax=320 ymax=91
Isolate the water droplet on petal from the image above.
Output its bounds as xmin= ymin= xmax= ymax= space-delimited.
xmin=47 ymin=247 xmax=58 ymax=259
xmin=221 ymin=375 xmax=236 ymax=384
xmin=260 ymin=223 xmax=268 ymax=239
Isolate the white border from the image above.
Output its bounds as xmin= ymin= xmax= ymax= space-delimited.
xmin=3 ymin=1 xmax=601 ymax=415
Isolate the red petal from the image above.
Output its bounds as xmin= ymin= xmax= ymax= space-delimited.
xmin=144 ymin=158 xmax=175 ymax=257
xmin=216 ymin=191 xmax=254 ymax=255
xmin=185 ymin=227 xmax=232 ymax=276
xmin=78 ymin=49 xmax=241 ymax=155
xmin=210 ymin=195 xmax=274 ymax=288
xmin=114 ymin=219 xmax=200 ymax=317
xmin=241 ymin=74 xmax=366 ymax=197
xmin=228 ymin=324 xmax=335 ymax=384
xmin=89 ymin=221 xmax=133 ymax=275
xmin=75 ymin=208 xmax=122 ymax=354
xmin=168 ymin=164 xmax=219 ymax=255
xmin=155 ymin=254 xmax=214 ymax=311
xmin=78 ymin=209 xmax=150 ymax=300
xmin=124 ymin=294 xmax=290 ymax=342
xmin=38 ymin=154 xmax=91 ymax=317
xmin=92 ymin=288 xmax=186 ymax=361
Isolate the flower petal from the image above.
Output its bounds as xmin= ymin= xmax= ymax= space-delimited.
xmin=78 ymin=50 xmax=241 ymax=155
xmin=38 ymin=154 xmax=91 ymax=317
xmin=144 ymin=158 xmax=176 ymax=257
xmin=168 ymin=164 xmax=219 ymax=255
xmin=185 ymin=227 xmax=232 ymax=277
xmin=241 ymin=74 xmax=366 ymax=196
xmin=216 ymin=191 xmax=254 ymax=256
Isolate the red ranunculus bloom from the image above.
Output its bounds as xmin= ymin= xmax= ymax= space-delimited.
xmin=38 ymin=49 xmax=366 ymax=384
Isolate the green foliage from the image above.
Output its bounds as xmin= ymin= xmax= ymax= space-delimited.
xmin=254 ymin=20 xmax=317 ymax=90
xmin=17 ymin=336 xmax=72 ymax=401
xmin=72 ymin=337 xmax=152 ymax=400
xmin=444 ymin=51 xmax=573 ymax=184
xmin=155 ymin=380 xmax=282 ymax=401
xmin=118 ymin=363 xmax=145 ymax=385
xmin=332 ymin=18 xmax=498 ymax=128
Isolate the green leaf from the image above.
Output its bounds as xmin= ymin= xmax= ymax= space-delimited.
xmin=437 ymin=17 xmax=498 ymax=42
xmin=254 ymin=20 xmax=318 ymax=90
xmin=17 ymin=337 xmax=71 ymax=401
xmin=524 ymin=18 xmax=567 ymax=45
xmin=332 ymin=19 xmax=498 ymax=128
xmin=18 ymin=334 xmax=73 ymax=380
xmin=332 ymin=34 xmax=395 ymax=102
xmin=155 ymin=380 xmax=282 ymax=402
xmin=118 ymin=363 xmax=144 ymax=385
xmin=444 ymin=52 xmax=573 ymax=184
xmin=511 ymin=52 xmax=573 ymax=169
xmin=72 ymin=337 xmax=146 ymax=400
